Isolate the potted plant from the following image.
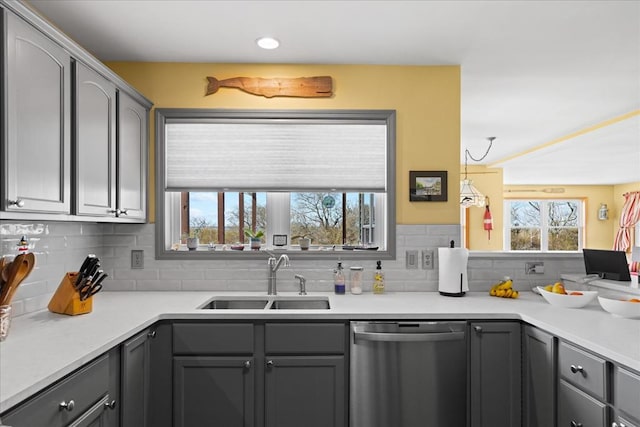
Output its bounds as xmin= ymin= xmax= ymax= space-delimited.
xmin=298 ymin=236 xmax=311 ymax=251
xmin=244 ymin=229 xmax=264 ymax=250
xmin=183 ymin=230 xmax=201 ymax=251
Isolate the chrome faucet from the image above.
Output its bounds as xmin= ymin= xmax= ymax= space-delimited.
xmin=267 ymin=253 xmax=290 ymax=295
xmin=294 ymin=274 xmax=307 ymax=295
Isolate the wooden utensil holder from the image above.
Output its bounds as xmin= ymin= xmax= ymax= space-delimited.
xmin=48 ymin=272 xmax=93 ymax=315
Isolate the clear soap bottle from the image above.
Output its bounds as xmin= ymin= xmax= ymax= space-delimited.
xmin=334 ymin=262 xmax=346 ymax=294
xmin=373 ymin=260 xmax=385 ymax=294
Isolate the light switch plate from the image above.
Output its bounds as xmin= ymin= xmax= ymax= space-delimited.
xmin=422 ymin=249 xmax=434 ymax=269
xmin=406 ymin=250 xmax=419 ymax=269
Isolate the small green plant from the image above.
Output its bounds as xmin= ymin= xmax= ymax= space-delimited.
xmin=244 ymin=229 xmax=264 ymax=239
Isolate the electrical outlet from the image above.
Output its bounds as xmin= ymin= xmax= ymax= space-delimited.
xmin=131 ymin=250 xmax=144 ymax=269
xmin=422 ymin=249 xmax=434 ymax=269
xmin=406 ymin=250 xmax=419 ymax=269
xmin=525 ymin=261 xmax=544 ymax=274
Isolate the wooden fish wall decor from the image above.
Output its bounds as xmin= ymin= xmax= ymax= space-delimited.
xmin=205 ymin=76 xmax=333 ymax=98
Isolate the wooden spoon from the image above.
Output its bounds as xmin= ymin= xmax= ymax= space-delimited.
xmin=0 ymin=253 xmax=35 ymax=306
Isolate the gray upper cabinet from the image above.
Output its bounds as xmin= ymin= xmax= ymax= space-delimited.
xmin=1 ymin=2 xmax=152 ymax=222
xmin=75 ymin=61 xmax=117 ymax=217
xmin=4 ymin=12 xmax=71 ymax=214
xmin=117 ymin=91 xmax=148 ymax=220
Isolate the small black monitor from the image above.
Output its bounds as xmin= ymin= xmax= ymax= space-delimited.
xmin=583 ymin=249 xmax=631 ymax=281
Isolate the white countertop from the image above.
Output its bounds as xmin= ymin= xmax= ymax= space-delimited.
xmin=1 ymin=291 xmax=639 ymax=413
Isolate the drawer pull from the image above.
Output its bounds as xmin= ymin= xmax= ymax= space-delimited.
xmin=9 ymin=199 xmax=24 ymax=208
xmin=244 ymin=360 xmax=251 ymax=369
xmin=570 ymin=364 xmax=584 ymax=374
xmin=570 ymin=421 xmax=583 ymax=427
xmin=104 ymin=399 xmax=117 ymax=410
xmin=147 ymin=330 xmax=157 ymax=339
xmin=473 ymin=326 xmax=483 ymax=333
xmin=59 ymin=400 xmax=75 ymax=411
xmin=266 ymin=360 xmax=274 ymax=368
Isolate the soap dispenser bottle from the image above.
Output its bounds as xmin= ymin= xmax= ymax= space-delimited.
xmin=373 ymin=260 xmax=385 ymax=294
xmin=334 ymin=262 xmax=346 ymax=294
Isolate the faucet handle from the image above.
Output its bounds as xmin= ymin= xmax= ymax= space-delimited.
xmin=294 ymin=274 xmax=307 ymax=295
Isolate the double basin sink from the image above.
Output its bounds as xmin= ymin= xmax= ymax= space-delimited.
xmin=200 ymin=295 xmax=330 ymax=310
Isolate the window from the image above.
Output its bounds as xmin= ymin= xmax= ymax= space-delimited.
xmin=504 ymin=199 xmax=583 ymax=251
xmin=155 ymin=109 xmax=396 ymax=259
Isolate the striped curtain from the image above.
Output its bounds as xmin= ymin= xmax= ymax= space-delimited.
xmin=613 ymin=191 xmax=640 ymax=251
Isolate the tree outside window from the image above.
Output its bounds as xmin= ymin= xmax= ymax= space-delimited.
xmin=506 ymin=200 xmax=582 ymax=251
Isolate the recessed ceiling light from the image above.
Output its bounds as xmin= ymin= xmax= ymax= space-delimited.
xmin=256 ymin=37 xmax=280 ymax=50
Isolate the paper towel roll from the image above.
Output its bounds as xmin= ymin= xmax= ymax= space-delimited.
xmin=438 ymin=247 xmax=469 ymax=296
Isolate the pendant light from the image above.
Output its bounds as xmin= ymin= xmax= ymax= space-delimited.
xmin=460 ymin=137 xmax=495 ymax=208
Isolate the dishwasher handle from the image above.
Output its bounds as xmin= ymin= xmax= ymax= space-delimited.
xmin=353 ymin=330 xmax=465 ymax=343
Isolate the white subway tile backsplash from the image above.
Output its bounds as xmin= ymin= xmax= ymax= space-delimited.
xmin=1 ymin=221 xmax=586 ymax=317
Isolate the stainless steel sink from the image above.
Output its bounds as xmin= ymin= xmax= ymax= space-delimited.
xmin=199 ymin=296 xmax=330 ymax=310
xmin=269 ymin=298 xmax=330 ymax=310
xmin=200 ymin=298 xmax=269 ymax=309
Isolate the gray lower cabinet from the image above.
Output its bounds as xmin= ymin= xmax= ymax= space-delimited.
xmin=1 ymin=352 xmax=118 ymax=427
xmin=558 ymin=380 xmax=607 ymax=427
xmin=121 ymin=328 xmax=154 ymax=427
xmin=524 ymin=325 xmax=556 ymax=427
xmin=171 ymin=322 xmax=347 ymax=427
xmin=469 ymin=321 xmax=522 ymax=427
xmin=174 ymin=356 xmax=255 ymax=427
xmin=4 ymin=11 xmax=71 ymax=214
xmin=264 ymin=323 xmax=346 ymax=427
xmin=264 ymin=356 xmax=345 ymax=427
xmin=75 ymin=61 xmax=117 ymax=217
xmin=558 ymin=340 xmax=609 ymax=426
xmin=613 ymin=366 xmax=640 ymax=427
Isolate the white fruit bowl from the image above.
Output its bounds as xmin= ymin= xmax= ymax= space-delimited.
xmin=597 ymin=296 xmax=640 ymax=319
xmin=537 ymin=287 xmax=598 ymax=308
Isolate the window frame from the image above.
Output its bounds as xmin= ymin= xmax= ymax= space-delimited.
xmin=503 ymin=199 xmax=584 ymax=252
xmin=155 ymin=108 xmax=396 ymax=260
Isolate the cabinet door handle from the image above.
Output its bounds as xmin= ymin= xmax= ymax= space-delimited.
xmin=59 ymin=400 xmax=75 ymax=411
xmin=147 ymin=330 xmax=157 ymax=339
xmin=244 ymin=360 xmax=251 ymax=369
xmin=266 ymin=360 xmax=274 ymax=368
xmin=119 ymin=209 xmax=128 ymax=216
xmin=473 ymin=325 xmax=482 ymax=333
xmin=104 ymin=399 xmax=117 ymax=410
xmin=570 ymin=364 xmax=584 ymax=374
xmin=571 ymin=421 xmax=583 ymax=427
xmin=8 ymin=199 xmax=24 ymax=208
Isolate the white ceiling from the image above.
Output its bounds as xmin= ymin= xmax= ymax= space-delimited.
xmin=27 ymin=0 xmax=640 ymax=186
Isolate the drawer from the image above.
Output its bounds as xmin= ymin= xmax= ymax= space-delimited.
xmin=615 ymin=367 xmax=640 ymax=423
xmin=173 ymin=323 xmax=254 ymax=355
xmin=559 ymin=341 xmax=607 ymax=400
xmin=558 ymin=380 xmax=607 ymax=427
xmin=265 ymin=323 xmax=345 ymax=354
xmin=2 ymin=354 xmax=110 ymax=426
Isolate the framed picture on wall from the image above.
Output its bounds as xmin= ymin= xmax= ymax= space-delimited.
xmin=409 ymin=171 xmax=448 ymax=202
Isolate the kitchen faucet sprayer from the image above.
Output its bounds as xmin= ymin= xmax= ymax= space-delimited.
xmin=267 ymin=253 xmax=290 ymax=295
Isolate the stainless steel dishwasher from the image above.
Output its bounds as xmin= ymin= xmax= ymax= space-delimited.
xmin=350 ymin=321 xmax=467 ymax=427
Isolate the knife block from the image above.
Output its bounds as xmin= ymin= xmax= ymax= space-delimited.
xmin=48 ymin=272 xmax=93 ymax=316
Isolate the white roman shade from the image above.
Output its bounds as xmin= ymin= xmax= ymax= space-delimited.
xmin=164 ymin=121 xmax=388 ymax=192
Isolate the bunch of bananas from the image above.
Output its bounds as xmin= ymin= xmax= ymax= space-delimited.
xmin=489 ymin=278 xmax=519 ymax=299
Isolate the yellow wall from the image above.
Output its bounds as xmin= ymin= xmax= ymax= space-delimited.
xmin=106 ymin=63 xmax=461 ymax=224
